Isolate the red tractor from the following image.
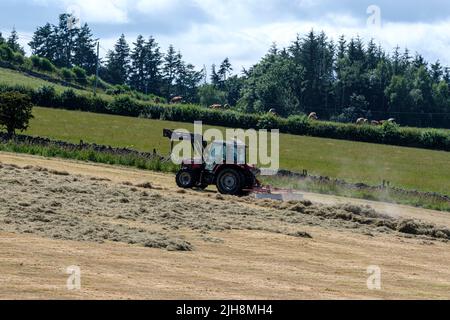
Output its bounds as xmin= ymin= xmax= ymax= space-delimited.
xmin=163 ymin=129 xmax=260 ymax=195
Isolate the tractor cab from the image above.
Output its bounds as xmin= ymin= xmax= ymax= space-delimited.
xmin=203 ymin=140 xmax=247 ymax=171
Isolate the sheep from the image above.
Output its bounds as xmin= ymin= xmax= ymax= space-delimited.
xmin=356 ymin=118 xmax=368 ymax=125
xmin=170 ymin=96 xmax=183 ymax=104
xmin=308 ymin=112 xmax=318 ymax=121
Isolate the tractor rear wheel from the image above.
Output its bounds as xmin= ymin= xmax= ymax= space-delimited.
xmin=216 ymin=169 xmax=242 ymax=195
xmin=176 ymin=169 xmax=196 ymax=189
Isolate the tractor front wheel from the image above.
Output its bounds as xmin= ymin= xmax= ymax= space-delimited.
xmin=216 ymin=169 xmax=242 ymax=195
xmin=176 ymin=169 xmax=196 ymax=189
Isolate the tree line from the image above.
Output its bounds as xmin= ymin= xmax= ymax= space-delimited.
xmin=28 ymin=14 xmax=97 ymax=74
xmin=99 ymin=34 xmax=206 ymax=102
xmin=238 ymin=32 xmax=450 ymax=128
xmin=5 ymin=14 xmax=450 ymax=128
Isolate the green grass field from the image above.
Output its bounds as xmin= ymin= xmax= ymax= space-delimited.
xmin=0 ymin=67 xmax=112 ymax=100
xmin=25 ymin=107 xmax=450 ymax=195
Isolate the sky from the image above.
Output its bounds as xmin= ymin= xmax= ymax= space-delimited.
xmin=1 ymin=0 xmax=450 ymax=74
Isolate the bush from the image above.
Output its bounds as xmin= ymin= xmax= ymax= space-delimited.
xmin=40 ymin=58 xmax=56 ymax=72
xmin=60 ymin=89 xmax=78 ymax=109
xmin=59 ymin=89 xmax=96 ymax=111
xmin=88 ymin=75 xmax=111 ymax=91
xmin=106 ymin=85 xmax=132 ymax=96
xmin=257 ymin=113 xmax=280 ymax=130
xmin=30 ymin=56 xmax=56 ymax=72
xmin=22 ymin=57 xmax=33 ymax=69
xmin=107 ymin=95 xmax=143 ymax=117
xmin=198 ymin=84 xmax=227 ymax=106
xmin=0 ymin=44 xmax=14 ymax=62
xmin=381 ymin=122 xmax=401 ymax=144
xmin=60 ymin=68 xmax=76 ymax=82
xmin=286 ymin=115 xmax=310 ymax=134
xmin=0 ymin=84 xmax=34 ymax=97
xmin=0 ymin=91 xmax=34 ymax=136
xmin=34 ymin=85 xmax=57 ymax=107
xmin=72 ymin=66 xmax=87 ymax=85
xmin=12 ymin=52 xmax=25 ymax=65
xmin=30 ymin=55 xmax=41 ymax=68
xmin=420 ymin=130 xmax=449 ymax=148
xmin=90 ymin=95 xmax=109 ymax=113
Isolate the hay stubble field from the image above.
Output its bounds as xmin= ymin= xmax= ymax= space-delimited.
xmin=0 ymin=153 xmax=449 ymax=299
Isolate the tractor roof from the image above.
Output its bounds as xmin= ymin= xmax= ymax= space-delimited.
xmin=212 ymin=139 xmax=247 ymax=147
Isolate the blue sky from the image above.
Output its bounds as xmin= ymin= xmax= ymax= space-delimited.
xmin=1 ymin=0 xmax=450 ymax=72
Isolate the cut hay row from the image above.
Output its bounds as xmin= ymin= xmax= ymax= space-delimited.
xmin=0 ymin=162 xmax=449 ymax=254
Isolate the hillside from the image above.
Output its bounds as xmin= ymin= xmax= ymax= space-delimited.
xmin=0 ymin=66 xmax=115 ymax=99
xmin=0 ymin=66 xmax=164 ymax=104
xmin=1 ymin=67 xmax=449 ymax=150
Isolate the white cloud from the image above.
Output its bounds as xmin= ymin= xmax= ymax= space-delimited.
xmin=97 ymin=17 xmax=450 ymax=74
xmin=20 ymin=0 xmax=450 ymax=69
xmin=135 ymin=0 xmax=182 ymax=13
xmin=33 ymin=0 xmax=129 ymax=24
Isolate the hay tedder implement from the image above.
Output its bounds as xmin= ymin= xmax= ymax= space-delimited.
xmin=163 ymin=129 xmax=303 ymax=201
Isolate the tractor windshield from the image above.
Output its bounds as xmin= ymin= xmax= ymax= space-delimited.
xmin=204 ymin=141 xmax=246 ymax=167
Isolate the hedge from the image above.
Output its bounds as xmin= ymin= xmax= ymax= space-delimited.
xmin=0 ymin=84 xmax=449 ymax=151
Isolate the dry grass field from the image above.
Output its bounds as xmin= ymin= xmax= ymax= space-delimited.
xmin=0 ymin=152 xmax=449 ymax=300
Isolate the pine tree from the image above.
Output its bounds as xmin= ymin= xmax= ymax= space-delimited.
xmin=336 ymin=35 xmax=346 ymax=61
xmin=413 ymin=54 xmax=427 ymax=70
xmin=430 ymin=61 xmax=443 ymax=83
xmin=162 ymin=45 xmax=181 ymax=98
xmin=129 ymin=35 xmax=146 ymax=92
xmin=401 ymin=48 xmax=411 ymax=71
xmin=335 ymin=35 xmax=348 ymax=109
xmin=175 ymin=62 xmax=202 ymax=102
xmin=73 ymin=24 xmax=97 ymax=74
xmin=0 ymin=32 xmax=5 ymax=45
xmin=210 ymin=64 xmax=220 ymax=87
xmin=413 ymin=66 xmax=433 ymax=109
xmin=268 ymin=42 xmax=278 ymax=56
xmin=53 ymin=14 xmax=80 ymax=68
xmin=224 ymin=75 xmax=244 ymax=107
xmin=105 ymin=34 xmax=130 ymax=85
xmin=30 ymin=17 xmax=97 ymax=74
xmin=444 ymin=68 xmax=450 ymax=85
xmin=372 ymin=58 xmax=391 ymax=112
xmin=143 ymin=36 xmax=162 ymax=95
xmin=385 ymin=75 xmax=411 ymax=113
xmin=391 ymin=46 xmax=402 ymax=76
xmin=218 ymin=58 xmax=233 ymax=82
xmin=347 ymin=36 xmax=365 ymax=65
xmin=289 ymin=30 xmax=318 ymax=111
xmin=366 ymin=39 xmax=378 ymax=70
xmin=7 ymin=28 xmax=24 ymax=54
xmin=29 ymin=23 xmax=56 ymax=61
